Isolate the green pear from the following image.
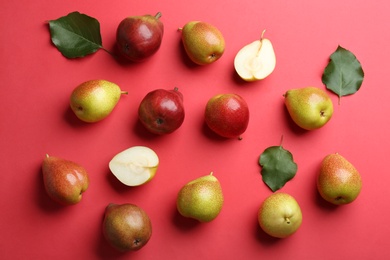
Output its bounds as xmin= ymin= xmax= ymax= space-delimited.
xmin=258 ymin=193 xmax=302 ymax=238
xmin=284 ymin=87 xmax=333 ymax=130
xmin=317 ymin=153 xmax=362 ymax=205
xmin=179 ymin=21 xmax=225 ymax=65
xmin=103 ymin=203 xmax=152 ymax=252
xmin=42 ymin=154 xmax=89 ymax=205
xmin=176 ymin=172 xmax=224 ymax=222
xmin=70 ymin=79 xmax=127 ymax=123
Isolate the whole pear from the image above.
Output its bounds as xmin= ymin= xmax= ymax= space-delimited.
xmin=70 ymin=80 xmax=127 ymax=123
xmin=177 ymin=172 xmax=224 ymax=222
xmin=258 ymin=193 xmax=302 ymax=238
xmin=284 ymin=87 xmax=333 ymax=130
xmin=116 ymin=12 xmax=164 ymax=62
xmin=42 ymin=154 xmax=89 ymax=205
xmin=317 ymin=153 xmax=362 ymax=205
xmin=138 ymin=87 xmax=185 ymax=134
xmin=103 ymin=203 xmax=152 ymax=252
xmin=180 ymin=21 xmax=225 ymax=65
xmin=205 ymin=93 xmax=249 ymax=139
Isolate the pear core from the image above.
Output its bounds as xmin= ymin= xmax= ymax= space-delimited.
xmin=109 ymin=146 xmax=159 ymax=186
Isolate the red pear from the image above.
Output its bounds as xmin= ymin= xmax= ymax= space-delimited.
xmin=138 ymin=88 xmax=185 ymax=134
xmin=103 ymin=203 xmax=152 ymax=252
xmin=42 ymin=155 xmax=89 ymax=205
xmin=205 ymin=93 xmax=249 ymax=138
xmin=116 ymin=12 xmax=164 ymax=62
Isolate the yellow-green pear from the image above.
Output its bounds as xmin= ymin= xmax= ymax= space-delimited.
xmin=317 ymin=153 xmax=362 ymax=205
xmin=176 ymin=172 xmax=224 ymax=222
xmin=284 ymin=87 xmax=333 ymax=130
xmin=70 ymin=79 xmax=127 ymax=123
xmin=234 ymin=30 xmax=276 ymax=81
xmin=258 ymin=193 xmax=302 ymax=238
xmin=179 ymin=21 xmax=225 ymax=65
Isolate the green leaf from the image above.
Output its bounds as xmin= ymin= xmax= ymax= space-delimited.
xmin=322 ymin=45 xmax=364 ymax=103
xmin=259 ymin=145 xmax=297 ymax=192
xmin=48 ymin=12 xmax=104 ymax=58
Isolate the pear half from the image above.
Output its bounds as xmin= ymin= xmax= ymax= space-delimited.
xmin=234 ymin=30 xmax=276 ymax=81
xmin=109 ymin=146 xmax=159 ymax=186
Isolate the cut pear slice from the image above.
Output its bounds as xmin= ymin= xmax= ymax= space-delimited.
xmin=109 ymin=146 xmax=159 ymax=186
xmin=234 ymin=30 xmax=276 ymax=81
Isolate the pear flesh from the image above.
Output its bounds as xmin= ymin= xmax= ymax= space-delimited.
xmin=317 ymin=153 xmax=362 ymax=205
xmin=234 ymin=30 xmax=276 ymax=81
xmin=109 ymin=146 xmax=159 ymax=186
xmin=258 ymin=192 xmax=302 ymax=238
xmin=176 ymin=172 xmax=224 ymax=222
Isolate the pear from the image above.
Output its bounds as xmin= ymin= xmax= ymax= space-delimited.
xmin=284 ymin=87 xmax=333 ymax=130
xmin=258 ymin=193 xmax=302 ymax=238
xmin=179 ymin=21 xmax=225 ymax=65
xmin=70 ymin=79 xmax=128 ymax=123
xmin=234 ymin=30 xmax=276 ymax=81
xmin=317 ymin=153 xmax=362 ymax=205
xmin=109 ymin=146 xmax=159 ymax=186
xmin=103 ymin=203 xmax=152 ymax=252
xmin=116 ymin=12 xmax=164 ymax=62
xmin=42 ymin=154 xmax=89 ymax=205
xmin=176 ymin=172 xmax=224 ymax=222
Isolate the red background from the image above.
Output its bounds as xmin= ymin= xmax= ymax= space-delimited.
xmin=1 ymin=0 xmax=389 ymax=259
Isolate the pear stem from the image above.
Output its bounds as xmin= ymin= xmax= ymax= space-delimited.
xmin=260 ymin=29 xmax=266 ymax=40
xmin=101 ymin=47 xmax=117 ymax=58
xmin=285 ymin=217 xmax=291 ymax=224
xmin=210 ymin=172 xmax=214 ymax=176
xmin=155 ymin=12 xmax=162 ymax=19
xmin=177 ymin=27 xmax=183 ymax=31
xmin=121 ymin=91 xmax=129 ymax=95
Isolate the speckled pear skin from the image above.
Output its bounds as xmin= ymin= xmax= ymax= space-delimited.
xmin=42 ymin=155 xmax=89 ymax=205
xmin=284 ymin=87 xmax=333 ymax=130
xmin=181 ymin=21 xmax=225 ymax=65
xmin=176 ymin=173 xmax=224 ymax=222
xmin=258 ymin=193 xmax=302 ymax=238
xmin=103 ymin=203 xmax=152 ymax=252
xmin=70 ymin=80 xmax=126 ymax=123
xmin=317 ymin=153 xmax=362 ymax=205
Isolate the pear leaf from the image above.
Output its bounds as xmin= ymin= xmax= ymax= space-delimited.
xmin=259 ymin=145 xmax=297 ymax=192
xmin=48 ymin=11 xmax=104 ymax=58
xmin=322 ymin=45 xmax=364 ymax=103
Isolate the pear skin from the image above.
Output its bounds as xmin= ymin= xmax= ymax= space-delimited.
xmin=258 ymin=193 xmax=302 ymax=238
xmin=176 ymin=172 xmax=224 ymax=222
xmin=180 ymin=21 xmax=225 ymax=65
xmin=42 ymin=155 xmax=89 ymax=205
xmin=284 ymin=87 xmax=333 ymax=130
xmin=317 ymin=153 xmax=362 ymax=205
xmin=70 ymin=79 xmax=127 ymax=123
xmin=103 ymin=203 xmax=152 ymax=251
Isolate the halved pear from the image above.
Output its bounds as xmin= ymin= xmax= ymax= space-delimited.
xmin=234 ymin=30 xmax=276 ymax=81
xmin=109 ymin=146 xmax=159 ymax=186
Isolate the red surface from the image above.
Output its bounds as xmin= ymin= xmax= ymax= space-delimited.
xmin=1 ymin=1 xmax=389 ymax=259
